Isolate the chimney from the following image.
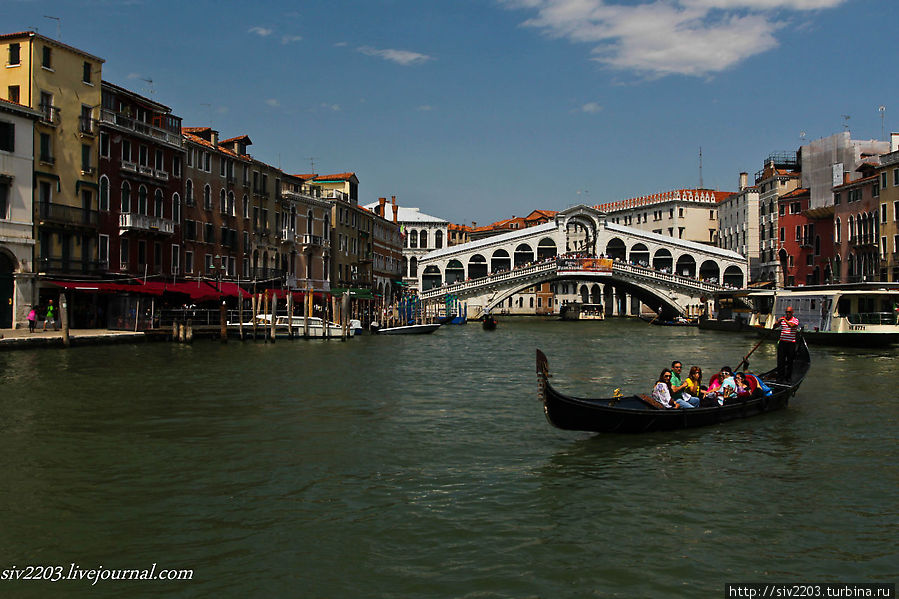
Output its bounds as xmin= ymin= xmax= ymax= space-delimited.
xmin=210 ymin=130 xmax=218 ymax=146
xmin=843 ymin=172 xmax=850 ymax=185
xmin=378 ymin=197 xmax=386 ymax=218
xmin=739 ymin=172 xmax=748 ymax=191
xmin=391 ymin=196 xmax=397 ymax=224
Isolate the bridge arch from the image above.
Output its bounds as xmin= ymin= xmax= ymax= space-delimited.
xmin=491 ymin=249 xmax=510 ymax=273
xmin=514 ymin=244 xmax=534 ymax=268
xmin=564 ymin=215 xmax=597 ymax=254
xmin=445 ymin=259 xmax=464 ymax=285
xmin=723 ymin=265 xmax=744 ymax=288
xmin=537 ymin=237 xmax=557 ymax=260
xmin=699 ymin=259 xmax=719 ymax=283
xmin=468 ymin=254 xmax=488 ymax=279
xmin=629 ymin=243 xmax=649 ymax=266
xmin=422 ymin=265 xmax=441 ymax=290
xmin=675 ymin=254 xmax=696 ymax=278
xmin=653 ymin=248 xmax=672 ymax=271
xmin=605 ymin=238 xmax=626 ymax=260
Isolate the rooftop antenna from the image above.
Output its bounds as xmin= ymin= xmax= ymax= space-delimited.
xmin=43 ymin=15 xmax=60 ymax=39
xmin=140 ymin=77 xmax=155 ymax=97
xmin=878 ymin=105 xmax=886 ymax=140
xmin=307 ymin=156 xmax=319 ymax=173
xmin=699 ymin=146 xmax=704 ymax=189
xmin=841 ymin=114 xmax=851 ymax=132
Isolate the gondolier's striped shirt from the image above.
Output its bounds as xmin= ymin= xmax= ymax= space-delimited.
xmin=779 ymin=316 xmax=799 ymax=342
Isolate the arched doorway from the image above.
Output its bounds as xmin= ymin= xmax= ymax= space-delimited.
xmin=580 ymin=285 xmax=589 ymax=303
xmin=0 ymin=251 xmax=15 ymax=328
xmin=653 ymin=249 xmax=672 ymax=272
xmin=409 ymin=256 xmax=418 ymax=278
xmin=468 ymin=254 xmax=488 ymax=279
xmin=422 ymin=265 xmax=442 ymax=290
xmin=676 ymin=254 xmax=696 ymax=278
xmin=605 ymin=238 xmax=626 ymax=261
xmin=514 ymin=244 xmax=534 ymax=268
xmin=491 ymin=249 xmax=510 ymax=273
xmin=445 ymin=259 xmax=464 ymax=284
xmin=590 ymin=284 xmax=601 ymax=304
xmin=699 ymin=260 xmax=719 ymax=283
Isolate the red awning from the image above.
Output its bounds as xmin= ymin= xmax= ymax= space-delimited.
xmin=47 ymin=280 xmax=162 ymax=295
xmin=211 ymin=281 xmax=248 ymax=298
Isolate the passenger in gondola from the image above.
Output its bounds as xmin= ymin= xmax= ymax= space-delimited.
xmin=733 ymin=372 xmax=752 ymax=400
xmin=670 ymin=361 xmax=700 ymax=407
xmin=651 ymin=368 xmax=695 ymax=409
xmin=706 ymin=366 xmax=736 ymax=405
xmin=681 ymin=366 xmax=705 ymax=407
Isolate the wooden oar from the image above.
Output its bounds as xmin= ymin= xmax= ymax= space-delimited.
xmin=737 ymin=338 xmax=765 ymax=371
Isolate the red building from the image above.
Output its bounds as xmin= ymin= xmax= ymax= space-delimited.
xmin=777 ymin=187 xmax=835 ymax=286
xmin=832 ymin=164 xmax=881 ymax=283
xmin=97 ymin=81 xmax=184 ymax=279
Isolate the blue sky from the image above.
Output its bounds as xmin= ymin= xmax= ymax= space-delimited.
xmin=7 ymin=0 xmax=896 ymax=225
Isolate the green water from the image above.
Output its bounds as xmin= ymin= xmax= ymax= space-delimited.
xmin=0 ymin=319 xmax=896 ymax=597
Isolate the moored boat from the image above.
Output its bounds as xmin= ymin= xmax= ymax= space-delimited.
xmin=536 ymin=336 xmax=810 ymax=434
xmin=376 ymin=323 xmax=441 ymax=335
xmin=228 ymin=314 xmax=352 ymax=338
xmin=749 ymin=285 xmax=899 ymax=346
xmin=559 ymin=302 xmax=604 ymax=321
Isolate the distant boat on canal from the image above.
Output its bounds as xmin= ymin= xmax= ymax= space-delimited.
xmin=228 ymin=314 xmax=353 ymax=338
xmin=559 ymin=302 xmax=604 ymax=321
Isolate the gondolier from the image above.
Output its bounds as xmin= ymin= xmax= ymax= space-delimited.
xmin=775 ymin=306 xmax=800 ymax=382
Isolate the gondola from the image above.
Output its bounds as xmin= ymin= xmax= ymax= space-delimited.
xmin=482 ymin=314 xmax=497 ymax=331
xmin=536 ymin=336 xmax=810 ymax=434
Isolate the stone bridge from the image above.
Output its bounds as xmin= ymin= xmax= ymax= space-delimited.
xmin=417 ymin=205 xmax=747 ymax=318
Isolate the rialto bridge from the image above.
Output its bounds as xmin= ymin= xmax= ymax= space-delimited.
xmin=417 ymin=205 xmax=747 ymax=319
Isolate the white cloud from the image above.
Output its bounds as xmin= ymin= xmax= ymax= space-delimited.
xmin=334 ymin=41 xmax=348 ymax=47
xmin=580 ymin=102 xmax=602 ymax=113
xmin=281 ymin=34 xmax=302 ymax=44
xmin=358 ymin=46 xmax=433 ymax=66
xmin=417 ymin=105 xmax=435 ymax=111
xmin=265 ymin=98 xmax=280 ymax=107
xmin=500 ymin=0 xmax=845 ymax=77
xmin=320 ymin=103 xmax=341 ymax=111
xmin=248 ymin=26 xmax=273 ymax=37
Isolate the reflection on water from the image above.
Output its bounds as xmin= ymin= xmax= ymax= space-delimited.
xmin=0 ymin=319 xmax=896 ymax=597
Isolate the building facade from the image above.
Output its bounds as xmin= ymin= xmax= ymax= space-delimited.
xmin=1 ymin=32 xmax=105 ymax=300
xmin=717 ymin=173 xmax=760 ymax=281
xmin=875 ymin=149 xmax=899 ymax=282
xmin=832 ymin=167 xmax=880 ymax=283
xmin=98 ymin=81 xmax=184 ymax=281
xmin=755 ymin=156 xmax=802 ymax=284
xmin=0 ymin=99 xmax=40 ymax=328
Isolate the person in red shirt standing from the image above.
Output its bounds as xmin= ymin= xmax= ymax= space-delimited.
xmin=775 ymin=306 xmax=800 ymax=382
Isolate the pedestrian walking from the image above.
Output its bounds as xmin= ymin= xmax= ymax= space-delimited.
xmin=27 ymin=306 xmax=36 ymax=333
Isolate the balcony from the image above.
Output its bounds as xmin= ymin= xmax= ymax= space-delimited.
xmin=849 ymin=235 xmax=877 ymax=248
xmin=39 ymin=202 xmax=98 ymax=227
xmin=138 ymin=165 xmax=154 ymax=176
xmin=79 ymin=116 xmax=95 ymax=136
xmin=155 ymin=170 xmax=169 ymax=181
xmin=39 ymin=104 xmax=60 ymax=126
xmin=99 ymin=109 xmax=183 ymax=147
xmin=249 ymin=267 xmax=284 ymax=280
xmin=300 ymin=234 xmax=323 ymax=247
xmin=279 ymin=228 xmax=296 ymax=243
xmin=122 ymin=161 xmax=137 ymax=173
xmin=38 ymin=257 xmax=106 ymax=274
xmin=81 ymin=166 xmax=96 ymax=176
xmin=119 ymin=212 xmax=175 ymax=235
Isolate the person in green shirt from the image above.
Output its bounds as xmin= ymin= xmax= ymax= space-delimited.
xmin=670 ymin=361 xmax=700 ymax=407
xmin=42 ymin=299 xmax=56 ymax=332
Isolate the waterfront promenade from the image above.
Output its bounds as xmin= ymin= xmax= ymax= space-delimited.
xmin=0 ymin=328 xmax=145 ymax=350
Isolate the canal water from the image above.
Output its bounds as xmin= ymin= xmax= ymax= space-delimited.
xmin=0 ymin=319 xmax=896 ymax=597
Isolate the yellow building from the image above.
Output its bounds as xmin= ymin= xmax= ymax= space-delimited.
xmin=1 ymin=31 xmax=104 ymax=282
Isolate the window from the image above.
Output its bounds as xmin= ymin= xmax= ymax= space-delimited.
xmin=882 ymin=172 xmax=888 ymax=189
xmin=834 ymin=192 xmax=841 ymax=205
xmin=138 ymin=185 xmax=148 ymax=215
xmin=219 ymin=189 xmax=226 ymax=213
xmin=205 ymin=222 xmax=214 ymax=243
xmin=155 ymin=149 xmax=164 ymax=171
xmin=83 ymin=61 xmax=92 ymax=84
xmin=894 ymin=169 xmax=899 ymax=187
xmin=0 ymin=183 xmax=8 ymax=219
xmin=138 ymin=145 xmax=148 ymax=167
xmin=882 ymin=204 xmax=888 ymax=224
xmin=81 ymin=144 xmax=91 ymax=172
xmin=205 ymin=254 xmax=213 ymax=273
xmin=154 ymin=189 xmax=163 ymax=217
xmin=243 ymin=195 xmax=249 ymax=219
xmin=172 ymin=244 xmax=180 ymax=274
xmin=204 ymin=185 xmax=211 ymax=210
xmin=122 ymin=139 xmax=131 ymax=162
xmin=172 ymin=193 xmax=181 ymax=223
xmin=795 ymin=225 xmax=801 ymax=242
xmin=99 ymin=234 xmax=109 ymax=265
xmin=138 ymin=240 xmax=147 ymax=266
xmin=894 ymin=201 xmax=899 ymax=221
xmin=7 ymin=86 xmax=19 ymax=103
xmin=42 ymin=46 xmax=52 ymax=69
xmin=668 ymin=209 xmax=674 ymax=219
xmin=186 ymin=147 xmax=193 ymax=167
xmin=8 ymin=43 xmax=20 ymax=66
xmin=185 ymin=250 xmax=194 ymax=273
xmin=99 ymin=132 xmax=109 ymax=158
xmin=121 ymin=182 xmax=131 ymax=212
xmin=39 ymin=133 xmax=52 ymax=163
xmin=120 ymin=239 xmax=129 ymax=266
xmin=835 ymin=218 xmax=841 ymax=243
xmin=172 ymin=155 xmax=181 ymax=178
xmin=0 ymin=120 xmax=13 ymax=152
xmin=204 ymin=152 xmax=211 ymax=172
xmin=779 ymin=227 xmax=785 ymax=242
xmin=154 ymin=242 xmax=162 ymax=271
xmin=99 ymin=176 xmax=109 ymax=211
xmin=185 ymin=180 xmax=193 ymax=206
xmin=220 ymin=157 xmax=225 ymax=177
